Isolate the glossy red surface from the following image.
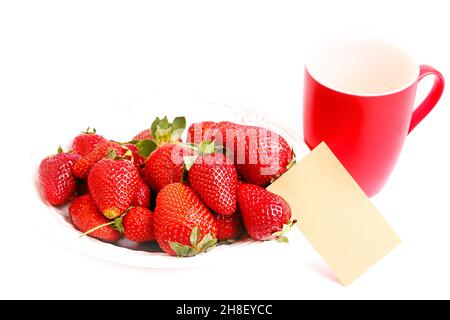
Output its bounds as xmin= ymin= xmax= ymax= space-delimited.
xmin=303 ymin=66 xmax=444 ymax=196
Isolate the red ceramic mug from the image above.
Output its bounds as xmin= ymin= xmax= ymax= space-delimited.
xmin=303 ymin=39 xmax=444 ymax=196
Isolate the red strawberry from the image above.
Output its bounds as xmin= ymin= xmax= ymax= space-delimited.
xmin=154 ymin=183 xmax=218 ymax=256
xmin=121 ymin=206 xmax=155 ymax=242
xmin=205 ymin=121 xmax=238 ymax=147
xmin=187 ymin=121 xmax=216 ymax=144
xmin=237 ymin=183 xmax=294 ymax=242
xmin=124 ymin=143 xmax=147 ymax=176
xmin=235 ymin=125 xmax=294 ymax=186
xmin=69 ymin=194 xmax=121 ymax=242
xmin=72 ymin=141 xmax=125 ymax=179
xmin=200 ymin=122 xmax=294 ymax=187
xmin=144 ymin=144 xmax=193 ymax=192
xmin=133 ymin=129 xmax=153 ymax=141
xmin=88 ymin=158 xmax=139 ymax=219
xmin=132 ymin=178 xmax=151 ymax=208
xmin=188 ymin=145 xmax=237 ymax=215
xmin=72 ymin=128 xmax=107 ymax=157
xmin=216 ymin=212 xmax=244 ymax=241
xmin=38 ymin=148 xmax=80 ymax=206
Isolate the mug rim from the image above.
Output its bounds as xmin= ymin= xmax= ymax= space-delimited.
xmin=305 ymin=38 xmax=420 ymax=97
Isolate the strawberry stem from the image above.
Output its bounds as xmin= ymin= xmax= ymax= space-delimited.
xmin=79 ymin=221 xmax=115 ymax=238
xmin=79 ymin=209 xmax=133 ymax=238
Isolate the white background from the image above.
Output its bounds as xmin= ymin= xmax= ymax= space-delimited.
xmin=1 ymin=0 xmax=449 ymax=299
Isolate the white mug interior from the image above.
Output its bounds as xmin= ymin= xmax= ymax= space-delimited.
xmin=305 ymin=38 xmax=420 ymax=96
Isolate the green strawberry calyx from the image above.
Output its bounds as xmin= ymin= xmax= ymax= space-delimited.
xmin=273 ymin=219 xmax=298 ymax=243
xmin=182 ymin=140 xmax=223 ymax=172
xmin=105 ymin=147 xmax=135 ymax=163
xmin=197 ymin=140 xmax=216 ymax=155
xmin=169 ymin=226 xmax=217 ymax=257
xmin=81 ymin=127 xmax=97 ymax=134
xmin=127 ymin=139 xmax=157 ymax=158
xmin=126 ymin=116 xmax=185 ymax=158
xmin=151 ymin=116 xmax=186 ymax=146
xmin=79 ymin=208 xmax=132 ymax=239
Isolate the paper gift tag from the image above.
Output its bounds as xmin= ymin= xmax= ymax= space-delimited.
xmin=267 ymin=142 xmax=401 ymax=286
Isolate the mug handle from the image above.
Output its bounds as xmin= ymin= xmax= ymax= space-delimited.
xmin=409 ymin=65 xmax=445 ymax=133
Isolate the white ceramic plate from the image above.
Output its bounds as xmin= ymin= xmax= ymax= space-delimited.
xmin=31 ymin=95 xmax=309 ymax=268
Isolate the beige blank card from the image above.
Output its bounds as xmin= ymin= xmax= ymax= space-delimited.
xmin=267 ymin=142 xmax=401 ymax=286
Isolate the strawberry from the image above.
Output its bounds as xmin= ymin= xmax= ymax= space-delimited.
xmin=237 ymin=183 xmax=294 ymax=242
xmin=216 ymin=212 xmax=244 ymax=241
xmin=133 ymin=129 xmax=153 ymax=141
xmin=129 ymin=116 xmax=188 ymax=186
xmin=132 ymin=177 xmax=151 ymax=208
xmin=144 ymin=143 xmax=193 ymax=192
xmin=154 ymin=183 xmax=218 ymax=256
xmin=69 ymin=194 xmax=121 ymax=242
xmin=72 ymin=128 xmax=107 ymax=157
xmin=72 ymin=141 xmax=125 ymax=179
xmin=124 ymin=143 xmax=147 ymax=176
xmin=38 ymin=147 xmax=80 ymax=206
xmin=187 ymin=121 xmax=294 ymax=186
xmin=187 ymin=121 xmax=216 ymax=144
xmin=88 ymin=157 xmax=139 ymax=219
xmin=234 ymin=125 xmax=294 ymax=186
xmin=196 ymin=122 xmax=295 ymax=187
xmin=187 ymin=142 xmax=237 ymax=215
xmin=121 ymin=206 xmax=155 ymax=242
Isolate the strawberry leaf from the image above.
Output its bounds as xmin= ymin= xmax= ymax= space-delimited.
xmin=199 ymin=239 xmax=217 ymax=252
xmin=172 ymin=128 xmax=184 ymax=141
xmin=112 ymin=216 xmax=125 ymax=234
xmin=183 ymin=155 xmax=197 ymax=171
xmin=190 ymin=226 xmax=200 ymax=247
xmin=151 ymin=117 xmax=161 ymax=137
xmin=105 ymin=149 xmax=117 ymax=160
xmin=169 ymin=242 xmax=195 ymax=257
xmin=57 ymin=146 xmax=64 ymax=154
xmin=172 ymin=117 xmax=186 ymax=131
xmin=123 ymin=149 xmax=133 ymax=158
xmin=196 ymin=232 xmax=217 ymax=252
xmin=169 ymin=228 xmax=217 ymax=257
xmin=135 ymin=139 xmax=157 ymax=158
xmin=198 ymin=140 xmax=215 ymax=155
xmin=81 ymin=127 xmax=97 ymax=134
xmin=159 ymin=116 xmax=169 ymax=129
xmin=151 ymin=116 xmax=187 ymax=146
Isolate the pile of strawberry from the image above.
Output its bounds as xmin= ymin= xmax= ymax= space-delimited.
xmin=38 ymin=117 xmax=297 ymax=257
